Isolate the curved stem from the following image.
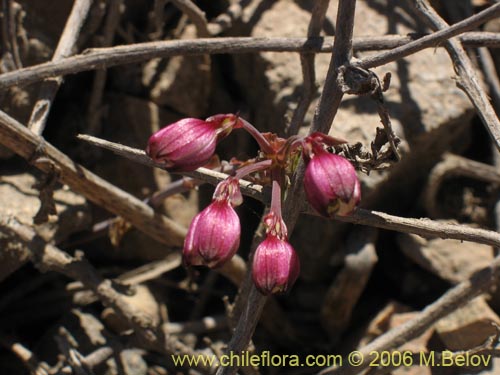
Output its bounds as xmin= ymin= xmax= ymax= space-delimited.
xmin=238 ymin=118 xmax=274 ymax=154
xmin=233 ymin=159 xmax=272 ymax=180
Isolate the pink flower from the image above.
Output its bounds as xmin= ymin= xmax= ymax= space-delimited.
xmin=252 ymin=234 xmax=300 ymax=295
xmin=146 ymin=114 xmax=240 ymax=172
xmin=183 ymin=177 xmax=242 ymax=268
xmin=183 ymin=200 xmax=241 ymax=268
xmin=303 ymin=145 xmax=361 ymax=217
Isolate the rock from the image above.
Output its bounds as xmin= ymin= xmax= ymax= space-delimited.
xmin=396 ymin=233 xmax=494 ymax=284
xmin=0 ymin=172 xmax=89 ymax=280
xmin=435 ymin=296 xmax=500 ymax=351
xmin=359 ymin=301 xmax=434 ymax=352
xmin=358 ymin=302 xmax=435 ymax=375
xmin=101 ymin=284 xmax=162 ymax=334
xmin=0 ymin=172 xmax=90 ymax=243
xmin=105 ymin=349 xmax=148 ymax=375
xmin=143 ymin=25 xmax=212 ymax=117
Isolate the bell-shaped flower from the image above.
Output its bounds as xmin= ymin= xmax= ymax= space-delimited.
xmin=303 ymin=145 xmax=361 ymax=217
xmin=183 ymin=200 xmax=241 ymax=268
xmin=252 ymin=210 xmax=299 ymax=295
xmin=146 ymin=114 xmax=240 ymax=172
xmin=183 ymin=177 xmax=242 ymax=268
xmin=252 ymin=233 xmax=300 ymax=295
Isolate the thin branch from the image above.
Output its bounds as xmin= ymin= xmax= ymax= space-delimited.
xmin=218 ymin=3 xmax=358 ymax=374
xmin=354 ymin=2 xmax=500 ymax=69
xmin=87 ymin=0 xmax=123 ymax=135
xmin=170 ymin=0 xmax=210 ymax=37
xmin=320 ymin=253 xmax=500 ymax=375
xmin=28 ymin=0 xmax=93 ymax=135
xmin=206 ymin=0 xmax=243 ymax=35
xmin=77 ymin=134 xmax=500 ymax=249
xmin=313 ymin=0 xmax=357 ymax=135
xmin=283 ymin=0 xmax=358 ymax=235
xmin=0 ymin=110 xmax=246 ymax=287
xmin=414 ymin=0 xmax=500 ymax=153
xmin=2 ymin=32 xmax=500 ymax=90
xmin=66 ymin=254 xmax=182 ymax=305
xmin=0 ymin=335 xmax=49 ymax=375
xmin=423 ymin=153 xmax=500 ymax=218
xmin=288 ymin=0 xmax=331 ymax=136
xmin=77 ymin=134 xmax=269 ymax=202
xmin=0 ymin=110 xmax=186 ymax=246
xmin=320 ymin=227 xmax=378 ymax=342
xmin=478 ymin=46 xmax=500 ymax=111
xmin=0 ymin=217 xmax=215 ymax=374
xmin=1 ymin=0 xmax=22 ymax=69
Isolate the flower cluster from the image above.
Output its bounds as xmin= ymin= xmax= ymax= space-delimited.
xmin=146 ymin=115 xmax=361 ymax=294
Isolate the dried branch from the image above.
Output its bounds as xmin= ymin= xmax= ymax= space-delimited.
xmin=217 ymin=3 xmax=359 ymax=374
xmin=320 ymin=227 xmax=378 ymax=342
xmin=0 ymin=335 xmax=49 ymax=375
xmin=288 ymin=0 xmax=331 ymax=136
xmin=366 ymin=329 xmax=500 ymax=375
xmin=28 ymin=0 xmax=93 ymax=135
xmin=478 ymin=46 xmax=500 ymax=111
xmin=170 ymin=0 xmax=210 ymax=37
xmin=0 ymin=110 xmax=186 ymax=245
xmin=206 ymin=0 xmax=243 ymax=35
xmin=2 ymin=32 xmax=500 ymax=90
xmin=320 ymin=254 xmax=500 ymax=375
xmin=414 ymin=0 xmax=500 ymax=152
xmin=355 ymin=2 xmax=500 ymax=69
xmin=77 ymin=134 xmax=269 ymax=202
xmin=0 ymin=109 xmax=246 ymax=287
xmin=423 ymin=153 xmax=500 ymax=218
xmin=0 ymin=216 xmax=215 ymax=374
xmin=78 ymin=134 xmax=500 ymax=249
xmin=67 ymin=254 xmax=182 ymax=305
xmin=1 ymin=0 xmax=22 ymax=69
xmin=87 ymin=0 xmax=123 ymax=135
xmin=166 ymin=315 xmax=227 ymax=335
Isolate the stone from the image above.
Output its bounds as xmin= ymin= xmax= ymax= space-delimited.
xmin=101 ymin=284 xmax=162 ymax=334
xmin=435 ymin=296 xmax=500 ymax=351
xmin=143 ymin=25 xmax=212 ymax=117
xmin=0 ymin=173 xmax=90 ymax=243
xmin=396 ymin=232 xmax=494 ymax=284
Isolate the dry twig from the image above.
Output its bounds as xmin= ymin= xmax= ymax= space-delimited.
xmin=0 ymin=216 xmax=216 ymax=374
xmin=170 ymin=0 xmax=210 ymax=37
xmin=0 ymin=109 xmax=246 ymax=286
xmin=320 ymin=227 xmax=378 ymax=342
xmin=321 ymin=254 xmax=500 ymax=375
xmin=28 ymin=0 xmax=94 ymax=135
xmin=288 ymin=0 xmax=330 ymax=136
xmin=354 ymin=2 xmax=500 ymax=69
xmin=2 ymin=31 xmax=500 ymax=90
xmin=217 ymin=3 xmax=360 ymax=374
xmin=87 ymin=0 xmax=123 ymax=136
xmin=414 ymin=0 xmax=500 ymax=152
xmin=78 ymin=134 xmax=500 ymax=249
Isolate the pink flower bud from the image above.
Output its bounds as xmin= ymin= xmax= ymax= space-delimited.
xmin=213 ymin=176 xmax=243 ymax=207
xmin=252 ymin=234 xmax=300 ymax=295
xmin=183 ymin=200 xmax=241 ymax=268
xmin=146 ymin=114 xmax=240 ymax=172
xmin=304 ymin=147 xmax=361 ymax=217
